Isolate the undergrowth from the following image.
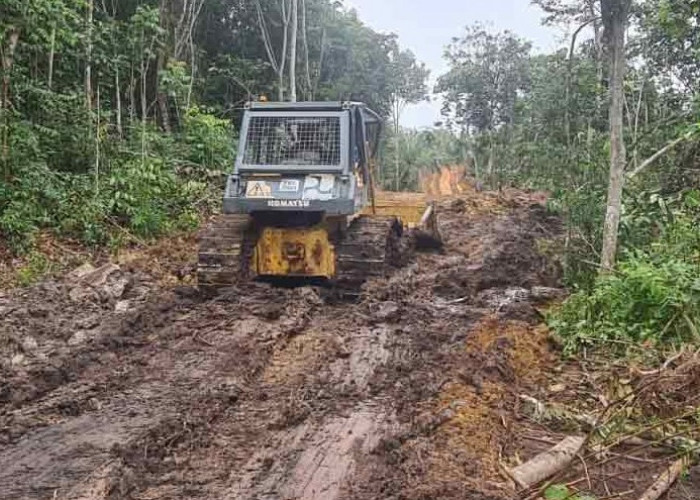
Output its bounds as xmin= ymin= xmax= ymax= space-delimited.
xmin=0 ymin=107 xmax=231 ymax=255
xmin=549 ymin=192 xmax=700 ymax=355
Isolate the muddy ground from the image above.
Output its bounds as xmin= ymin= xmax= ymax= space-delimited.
xmin=1 ymin=188 xmax=697 ymax=500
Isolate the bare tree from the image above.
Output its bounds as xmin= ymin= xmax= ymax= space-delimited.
xmin=86 ymin=0 xmax=94 ymax=111
xmin=173 ymin=0 xmax=205 ymax=62
xmin=301 ymin=0 xmax=313 ymax=100
xmin=255 ymin=0 xmax=293 ymax=101
xmin=599 ymin=0 xmax=632 ymax=272
xmin=532 ymin=0 xmax=605 ymax=141
xmin=289 ymin=0 xmax=298 ymax=102
xmin=48 ymin=23 xmax=56 ymax=89
xmin=177 ymin=0 xmax=205 ymax=109
xmin=565 ymin=17 xmax=598 ymax=145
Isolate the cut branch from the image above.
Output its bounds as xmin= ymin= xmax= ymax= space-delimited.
xmin=636 ymin=458 xmax=686 ymax=500
xmin=627 ymin=130 xmax=697 ymax=179
xmin=507 ymin=436 xmax=586 ymax=488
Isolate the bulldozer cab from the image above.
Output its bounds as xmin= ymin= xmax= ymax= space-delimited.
xmin=224 ymin=101 xmax=381 ymax=217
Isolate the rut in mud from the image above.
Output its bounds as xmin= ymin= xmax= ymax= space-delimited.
xmin=0 ymin=187 xmax=576 ymax=499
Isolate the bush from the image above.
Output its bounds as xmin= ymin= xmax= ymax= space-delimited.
xmin=180 ymin=106 xmax=234 ymax=172
xmin=549 ymin=245 xmax=700 ymax=355
xmin=0 ymin=106 xmax=231 ymax=255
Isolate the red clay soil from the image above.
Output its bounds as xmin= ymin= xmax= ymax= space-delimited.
xmin=1 ymin=187 xmax=695 ymax=500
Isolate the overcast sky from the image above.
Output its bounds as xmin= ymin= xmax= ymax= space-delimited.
xmin=342 ymin=0 xmax=564 ymax=128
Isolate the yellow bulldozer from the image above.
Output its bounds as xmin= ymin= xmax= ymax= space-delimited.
xmin=198 ymin=101 xmax=440 ymax=293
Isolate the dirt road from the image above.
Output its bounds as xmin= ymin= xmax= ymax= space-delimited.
xmin=4 ymin=187 xmax=681 ymax=500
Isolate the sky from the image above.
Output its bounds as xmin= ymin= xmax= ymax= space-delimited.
xmin=342 ymin=0 xmax=564 ymax=128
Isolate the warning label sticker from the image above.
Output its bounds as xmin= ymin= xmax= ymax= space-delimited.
xmin=246 ymin=180 xmax=272 ymax=199
xmin=279 ymin=179 xmax=300 ymax=192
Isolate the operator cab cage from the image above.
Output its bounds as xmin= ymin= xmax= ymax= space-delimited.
xmin=235 ymin=101 xmax=382 ymax=175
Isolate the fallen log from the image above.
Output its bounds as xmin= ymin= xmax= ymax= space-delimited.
xmin=637 ymin=458 xmax=686 ymax=500
xmin=507 ymin=435 xmax=586 ymax=488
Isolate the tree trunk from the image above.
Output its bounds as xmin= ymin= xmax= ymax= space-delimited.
xmin=632 ymin=79 xmax=645 ymax=168
xmin=313 ymin=27 xmax=327 ymax=99
xmin=1 ymin=27 xmax=20 ymax=181
xmin=587 ymin=0 xmax=604 ymax=138
xmin=279 ymin=0 xmax=290 ymax=101
xmin=95 ymin=85 xmax=101 ymax=195
xmin=600 ymin=0 xmax=630 ymax=272
xmin=1 ymin=28 xmax=20 ymax=111
xmin=129 ymin=65 xmax=136 ymax=124
xmin=507 ymin=436 xmax=586 ymax=488
xmin=289 ymin=0 xmax=298 ymax=102
xmin=157 ymin=0 xmax=172 ymax=131
xmin=115 ymin=67 xmax=123 ymax=138
xmin=157 ymin=55 xmax=171 ymax=132
xmin=140 ymin=29 xmax=148 ymax=164
xmin=86 ymin=0 xmax=94 ymax=111
xmin=395 ymin=130 xmax=400 ymax=191
xmin=301 ymin=0 xmax=313 ymax=99
xmin=254 ymin=0 xmax=291 ymax=102
xmin=48 ymin=24 xmax=56 ymax=90
xmin=488 ymin=134 xmax=495 ymax=188
xmin=566 ymin=19 xmax=596 ymax=146
xmin=393 ymin=99 xmax=401 ymax=191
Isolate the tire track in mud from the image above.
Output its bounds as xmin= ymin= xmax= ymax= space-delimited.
xmin=227 ymin=322 xmax=395 ymax=500
xmin=1 ymin=279 xmax=403 ymax=500
xmin=0 ymin=385 xmax=169 ymax=499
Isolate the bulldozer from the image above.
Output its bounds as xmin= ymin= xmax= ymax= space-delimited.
xmin=197 ymin=101 xmax=440 ymax=293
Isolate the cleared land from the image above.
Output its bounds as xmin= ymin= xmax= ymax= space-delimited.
xmin=1 ymin=186 xmax=698 ymax=499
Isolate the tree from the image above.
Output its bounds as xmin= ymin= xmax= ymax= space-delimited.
xmin=437 ymin=25 xmax=531 ymax=183
xmin=315 ymin=10 xmax=400 ymax=115
xmin=289 ymin=0 xmax=299 ymax=102
xmin=437 ymin=25 xmax=532 ymax=134
xmin=532 ymin=0 xmax=605 ymax=143
xmin=387 ymin=45 xmax=429 ymax=190
xmin=1 ymin=0 xmax=432 ymax=252
xmin=532 ymin=0 xmax=603 ymax=76
xmin=637 ymin=0 xmax=700 ymax=95
xmin=254 ymin=0 xmax=293 ymax=101
xmin=599 ymin=0 xmax=632 ymax=272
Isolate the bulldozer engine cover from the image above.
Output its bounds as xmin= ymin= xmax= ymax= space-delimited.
xmin=254 ymin=227 xmax=336 ymax=278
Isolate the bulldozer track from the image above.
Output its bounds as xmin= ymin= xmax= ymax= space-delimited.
xmin=334 ymin=215 xmax=404 ymax=294
xmin=198 ymin=214 xmax=405 ymax=294
xmin=197 ymin=214 xmax=256 ymax=289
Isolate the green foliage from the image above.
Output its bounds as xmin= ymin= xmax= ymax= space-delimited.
xmin=0 ymin=109 xmax=228 ymax=252
xmin=550 ymin=236 xmax=700 ymax=354
xmin=179 ymin=107 xmax=233 ymax=172
xmin=549 ymin=186 xmax=700 ymax=355
xmin=0 ymin=0 xmax=426 ymax=266
xmin=429 ymin=17 xmax=700 ymax=356
xmin=544 ymin=484 xmax=596 ymax=500
xmin=639 ymin=0 xmax=700 ymax=92
xmin=437 ymin=25 xmax=532 ymax=133
xmin=379 ymin=128 xmax=470 ymax=191
xmin=15 ymin=252 xmax=52 ymax=287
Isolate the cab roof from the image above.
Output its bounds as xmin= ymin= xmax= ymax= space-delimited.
xmin=246 ymin=101 xmax=381 ymax=123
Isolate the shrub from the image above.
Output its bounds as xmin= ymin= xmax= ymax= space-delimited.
xmin=0 ymin=105 xmax=231 ymax=256
xmin=549 ymin=247 xmax=700 ymax=354
xmin=180 ymin=106 xmax=234 ymax=173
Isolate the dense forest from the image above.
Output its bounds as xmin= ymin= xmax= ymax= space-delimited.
xmin=1 ymin=0 xmax=699 ymax=354
xmin=0 ymin=0 xmax=428 ymax=252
